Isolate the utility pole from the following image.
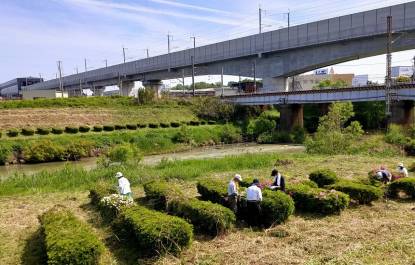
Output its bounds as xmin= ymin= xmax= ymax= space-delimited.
xmin=221 ymin=67 xmax=224 ymax=97
xmin=385 ymin=15 xmax=392 ymax=119
xmin=412 ymin=55 xmax=415 ymax=83
xmin=253 ymin=60 xmax=257 ymax=92
xmin=39 ymin=73 xmax=42 ymax=81
xmin=182 ymin=69 xmax=185 ymax=96
xmin=57 ymin=60 xmax=63 ymax=92
xmin=123 ymin=47 xmax=127 ymax=63
xmin=75 ymin=67 xmax=79 ymax=74
xmin=104 ymin=59 xmax=108 ymax=68
xmin=259 ymin=6 xmax=262 ymax=34
xmin=146 ymin=49 xmax=150 ymax=58
xmin=84 ymin=58 xmax=87 ymax=72
xmin=286 ymin=10 xmax=291 ymax=41
xmin=168 ymin=34 xmax=172 ymax=71
xmin=191 ymin=36 xmax=196 ymax=96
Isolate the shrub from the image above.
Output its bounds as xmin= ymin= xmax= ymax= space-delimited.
xmin=291 ymin=126 xmax=306 ymax=144
xmin=197 ymin=179 xmax=227 ymax=204
xmin=89 ymin=181 xmax=118 ymax=206
xmin=287 ymin=184 xmax=350 ymax=215
xmin=247 ymin=117 xmax=276 ymax=138
xmin=21 ymin=128 xmax=35 ymax=136
xmin=149 ymin=123 xmax=159 ymax=128
xmin=79 ymin=125 xmax=90 ymax=133
xmin=65 ymin=126 xmax=79 ymax=134
xmin=23 ymin=140 xmax=66 ymax=163
xmin=7 ymin=129 xmax=19 ymax=137
xmin=327 ymin=181 xmax=383 ymax=204
xmin=114 ymin=124 xmax=127 ymax=130
xmin=51 ymin=128 xmax=64 ymax=134
xmin=208 ymin=120 xmax=216 ymax=125
xmin=99 ymin=194 xmax=135 ymax=221
xmin=170 ymin=122 xmax=180 ymax=128
xmin=259 ymin=190 xmax=295 ymax=227
xmin=36 ymin=128 xmax=50 ymax=135
xmin=114 ymin=205 xmax=193 ymax=255
xmin=172 ymin=126 xmax=191 ymax=144
xmin=126 ymin=124 xmax=137 ymax=130
xmin=143 ymin=181 xmax=184 ymax=210
xmin=0 ymin=145 xmax=12 ymax=165
xmin=189 ymin=121 xmax=200 ymax=126
xmin=93 ymin=125 xmax=103 ymax=132
xmin=39 ymin=206 xmax=104 ymax=265
xmin=309 ymin=169 xmax=338 ymax=187
xmin=137 ymin=123 xmax=147 ymax=128
xmin=64 ymin=140 xmax=94 ymax=161
xmin=385 ymin=124 xmax=407 ymax=146
xmin=160 ymin=122 xmax=170 ymax=128
xmin=107 ymin=144 xmax=137 ymax=164
xmin=0 ymin=131 xmax=1 ymax=138
xmin=220 ymin=124 xmax=242 ymax=144
xmin=103 ymin=125 xmax=115 ymax=131
xmin=200 ymin=121 xmax=207 ymax=125
xmin=388 ymin=178 xmax=415 ymax=199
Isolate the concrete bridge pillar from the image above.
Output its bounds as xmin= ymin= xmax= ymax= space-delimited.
xmin=390 ymin=100 xmax=415 ymax=127
xmin=262 ymin=77 xmax=288 ymax=93
xmin=278 ymin=104 xmax=304 ymax=131
xmin=318 ymin=103 xmax=331 ymax=116
xmin=119 ymin=81 xmax=135 ymax=97
xmin=142 ymin=80 xmax=163 ymax=99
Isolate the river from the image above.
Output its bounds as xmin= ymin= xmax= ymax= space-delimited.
xmin=0 ymin=143 xmax=304 ymax=179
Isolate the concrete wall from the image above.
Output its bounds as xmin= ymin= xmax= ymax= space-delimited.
xmin=22 ymin=90 xmax=68 ymax=100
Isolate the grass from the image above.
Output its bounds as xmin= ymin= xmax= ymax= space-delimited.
xmin=1 ymin=150 xmax=414 ymax=264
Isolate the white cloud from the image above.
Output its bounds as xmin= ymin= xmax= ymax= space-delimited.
xmin=149 ymin=0 xmax=235 ymax=15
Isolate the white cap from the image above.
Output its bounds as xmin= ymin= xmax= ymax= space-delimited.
xmin=115 ymin=172 xmax=123 ymax=178
xmin=234 ymin=174 xmax=242 ymax=181
xmin=398 ymin=163 xmax=404 ymax=168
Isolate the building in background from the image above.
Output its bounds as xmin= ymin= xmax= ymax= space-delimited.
xmin=22 ymin=89 xmax=68 ymax=100
xmin=0 ymin=77 xmax=43 ymax=99
xmin=352 ymin=75 xmax=369 ymax=87
xmin=288 ymin=70 xmax=354 ymax=90
xmin=391 ymin=66 xmax=414 ymax=78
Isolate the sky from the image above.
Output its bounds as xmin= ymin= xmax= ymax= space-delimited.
xmin=1 ymin=0 xmax=415 ymax=87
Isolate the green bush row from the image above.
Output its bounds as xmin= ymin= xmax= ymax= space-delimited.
xmin=309 ymin=169 xmax=338 ymax=187
xmin=89 ymin=181 xmax=118 ymax=206
xmin=327 ymin=181 xmax=384 ymax=204
xmin=196 ymin=179 xmax=228 ymax=204
xmin=39 ymin=206 xmax=104 ymax=265
xmin=144 ymin=181 xmax=235 ymax=236
xmin=286 ymin=183 xmax=350 ymax=215
xmin=114 ymin=205 xmax=193 ymax=256
xmin=388 ymin=178 xmax=415 ymax=199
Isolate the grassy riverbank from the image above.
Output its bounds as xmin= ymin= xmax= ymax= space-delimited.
xmin=0 ymin=151 xmax=414 ymax=264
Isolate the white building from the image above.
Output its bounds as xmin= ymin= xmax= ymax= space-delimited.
xmin=352 ymin=75 xmax=369 ymax=87
xmin=391 ymin=66 xmax=414 ymax=78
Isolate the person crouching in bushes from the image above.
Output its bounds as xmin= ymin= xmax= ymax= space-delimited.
xmin=269 ymin=168 xmax=286 ymax=192
xmin=376 ymin=166 xmax=392 ymax=184
xmin=246 ymin=179 xmax=263 ymax=227
xmin=115 ymin=172 xmax=133 ymax=200
xmin=227 ymin=174 xmax=242 ymax=214
xmin=396 ymin=163 xmax=409 ymax=179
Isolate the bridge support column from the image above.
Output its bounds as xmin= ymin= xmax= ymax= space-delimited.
xmin=278 ymin=104 xmax=304 ymax=131
xmin=319 ymin=103 xmax=331 ymax=116
xmin=262 ymin=77 xmax=288 ymax=93
xmin=142 ymin=80 xmax=163 ymax=99
xmin=119 ymin=81 xmax=134 ymax=97
xmin=94 ymin=87 xmax=105 ymax=96
xmin=390 ymin=100 xmax=415 ymax=127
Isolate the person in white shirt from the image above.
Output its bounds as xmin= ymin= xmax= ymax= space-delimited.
xmin=115 ymin=172 xmax=132 ymax=199
xmin=227 ymin=174 xmax=242 ymax=213
xmin=245 ymin=179 xmax=262 ymax=226
xmin=397 ymin=163 xmax=409 ymax=178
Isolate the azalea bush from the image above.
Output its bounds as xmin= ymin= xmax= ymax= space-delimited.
xmin=99 ymin=194 xmax=135 ymax=221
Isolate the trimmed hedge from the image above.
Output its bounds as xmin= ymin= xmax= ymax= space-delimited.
xmin=93 ymin=125 xmax=103 ymax=132
xmin=114 ymin=205 xmax=193 ymax=255
xmin=160 ymin=122 xmax=170 ymax=128
xmin=208 ymin=120 xmax=216 ymax=125
xmin=148 ymin=123 xmax=159 ymax=128
xmin=51 ymin=128 xmax=64 ymax=134
xmin=79 ymin=125 xmax=90 ymax=133
xmin=197 ymin=179 xmax=227 ymax=204
xmin=89 ymin=182 xmax=118 ymax=206
xmin=189 ymin=121 xmax=200 ymax=126
xmin=287 ymin=183 xmax=349 ymax=215
xmin=21 ymin=128 xmax=35 ymax=136
xmin=327 ymin=181 xmax=383 ymax=204
xmin=170 ymin=122 xmax=180 ymax=128
xmin=137 ymin=123 xmax=147 ymax=128
xmin=388 ymin=178 xmax=415 ymax=199
xmin=103 ymin=125 xmax=115 ymax=131
xmin=259 ymin=190 xmax=295 ymax=227
xmin=65 ymin=126 xmax=79 ymax=134
xmin=144 ymin=181 xmax=235 ymax=236
xmin=114 ymin=124 xmax=127 ymax=130
xmin=36 ymin=128 xmax=50 ymax=135
xmin=7 ymin=129 xmax=19 ymax=137
xmin=39 ymin=206 xmax=104 ymax=265
xmin=309 ymin=169 xmax=338 ymax=187
xmin=126 ymin=124 xmax=138 ymax=130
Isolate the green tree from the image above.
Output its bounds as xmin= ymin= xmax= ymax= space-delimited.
xmin=314 ymin=79 xmax=348 ymax=89
xmin=396 ymin=76 xmax=411 ymax=83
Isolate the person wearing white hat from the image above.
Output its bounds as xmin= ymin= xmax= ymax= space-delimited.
xmin=115 ymin=172 xmax=132 ymax=199
xmin=397 ymin=163 xmax=408 ymax=178
xmin=227 ymin=174 xmax=242 ymax=213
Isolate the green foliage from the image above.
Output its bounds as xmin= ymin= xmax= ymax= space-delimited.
xmin=65 ymin=140 xmax=94 ymax=161
xmin=89 ymin=181 xmax=118 ymax=206
xmin=220 ymin=124 xmax=242 ymax=144
xmin=305 ymin=102 xmax=364 ymax=154
xmin=39 ymin=206 xmax=104 ymax=265
xmin=309 ymin=169 xmax=338 ymax=187
xmin=23 ymin=140 xmax=66 ymax=163
xmin=51 ymin=128 xmax=64 ymax=134
xmin=314 ymin=79 xmax=348 ymax=89
xmin=192 ymin=97 xmax=235 ymax=122
xmin=21 ymin=128 xmax=35 ymax=136
xmin=189 ymin=121 xmax=200 ymax=126
xmin=114 ymin=205 xmax=193 ymax=255
xmin=7 ymin=129 xmax=19 ymax=137
xmin=143 ymin=181 xmax=184 ymax=210
xmin=137 ymin=89 xmax=155 ymax=104
xmin=137 ymin=123 xmax=147 ymax=128
xmin=247 ymin=117 xmax=276 ymax=138
xmin=114 ymin=124 xmax=127 ymax=130
xmin=287 ymin=183 xmax=350 ymax=215
xmin=291 ymin=126 xmax=306 ymax=144
xmin=388 ymin=178 xmax=415 ymax=199
xmin=172 ymin=126 xmax=191 ymax=144
xmin=353 ymin=102 xmax=386 ymax=130
xmin=93 ymin=126 xmax=103 ymax=132
xmin=148 ymin=123 xmax=159 ymax=128
xmin=79 ymin=125 xmax=90 ymax=133
xmin=259 ymin=190 xmax=295 ymax=227
xmin=328 ymin=181 xmax=383 ymax=204
xmin=103 ymin=125 xmax=115 ymax=131
xmin=36 ymin=128 xmax=50 ymax=135
xmin=0 ymin=145 xmax=12 ymax=165
xmin=65 ymin=126 xmax=79 ymax=134
xmin=385 ymin=124 xmax=407 ymax=146
xmin=396 ymin=75 xmax=411 ymax=83
xmin=197 ymin=179 xmax=227 ymax=204
xmin=170 ymin=122 xmax=180 ymax=128
xmin=107 ymin=144 xmax=138 ymax=164
xmin=126 ymin=124 xmax=137 ymax=130
xmin=160 ymin=122 xmax=170 ymax=128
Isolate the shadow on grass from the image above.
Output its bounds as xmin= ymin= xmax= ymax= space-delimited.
xmin=21 ymin=228 xmax=46 ymax=265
